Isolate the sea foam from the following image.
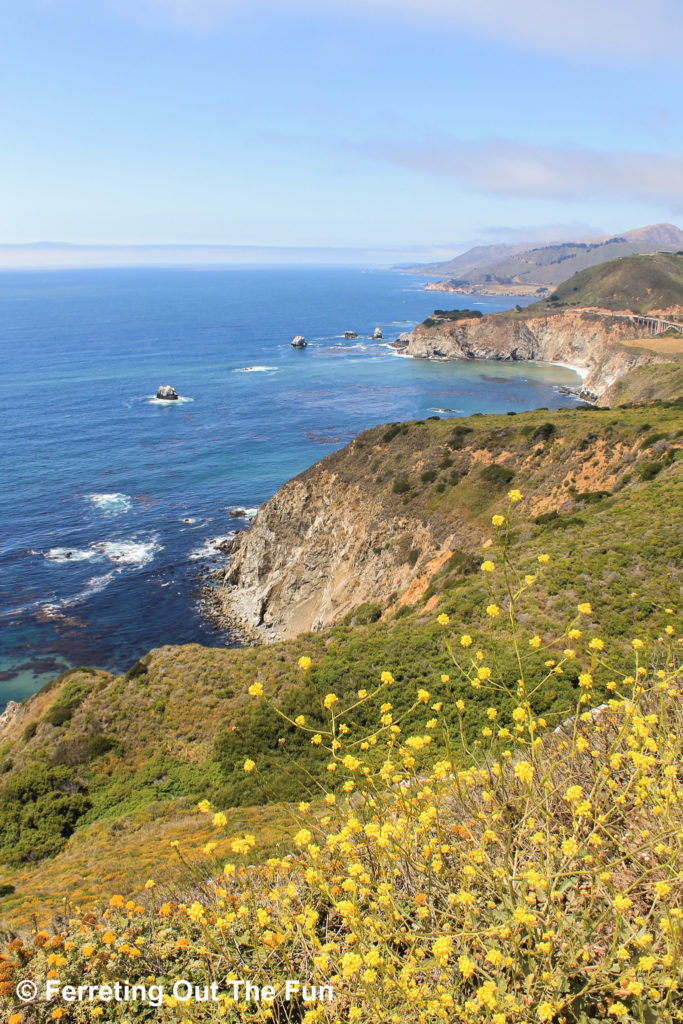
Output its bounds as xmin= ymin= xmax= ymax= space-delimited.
xmin=45 ymin=536 xmax=162 ymax=568
xmin=189 ymin=534 xmax=235 ymax=560
xmin=147 ymin=394 xmax=194 ymax=405
xmin=42 ymin=572 xmax=118 ymax=616
xmin=233 ymin=365 xmax=278 ymax=374
xmin=88 ymin=493 xmax=132 ymax=515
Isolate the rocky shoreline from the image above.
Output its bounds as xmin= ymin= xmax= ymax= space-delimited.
xmin=392 ymin=308 xmax=673 ymax=405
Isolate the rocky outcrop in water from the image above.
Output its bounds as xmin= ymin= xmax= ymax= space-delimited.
xmin=291 ymin=336 xmax=307 ymax=348
xmin=373 ymin=327 xmax=383 ymax=339
xmin=156 ymin=385 xmax=179 ymax=400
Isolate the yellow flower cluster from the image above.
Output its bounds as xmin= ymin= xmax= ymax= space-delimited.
xmin=5 ymin=501 xmax=681 ymax=1024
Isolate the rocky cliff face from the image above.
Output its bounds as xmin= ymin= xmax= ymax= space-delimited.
xmin=219 ymin=462 xmax=462 ymax=642
xmin=216 ymin=409 xmax=674 ymax=643
xmin=403 ymin=310 xmax=669 ymax=402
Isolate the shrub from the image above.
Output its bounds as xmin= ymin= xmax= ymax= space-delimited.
xmin=420 ymin=469 xmax=437 ymax=483
xmin=125 ymin=654 xmax=152 ymax=681
xmin=407 ymin=549 xmax=419 ymax=567
xmin=640 ymin=460 xmax=664 ymax=480
xmin=522 ymin=421 xmax=556 ymax=443
xmin=44 ymin=704 xmax=74 ymax=727
xmin=353 ymin=603 xmax=382 ymax=625
xmin=392 ymin=475 xmax=410 ymax=494
xmin=43 ymin=676 xmax=94 ymax=727
xmin=447 ymin=425 xmax=474 ymax=449
xmin=640 ymin=431 xmax=668 ymax=449
xmin=382 ymin=423 xmax=407 ymax=443
xmin=0 ymin=765 xmax=91 ymax=865
xmin=479 ymin=463 xmax=515 ymax=485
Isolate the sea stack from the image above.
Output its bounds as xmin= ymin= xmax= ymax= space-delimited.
xmin=291 ymin=336 xmax=307 ymax=348
xmin=373 ymin=327 xmax=383 ymax=339
xmin=156 ymin=385 xmax=179 ymax=400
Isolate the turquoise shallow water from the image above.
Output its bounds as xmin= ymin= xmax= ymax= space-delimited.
xmin=0 ymin=266 xmax=582 ymax=704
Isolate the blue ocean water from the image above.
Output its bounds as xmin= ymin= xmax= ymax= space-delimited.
xmin=0 ymin=266 xmax=582 ymax=704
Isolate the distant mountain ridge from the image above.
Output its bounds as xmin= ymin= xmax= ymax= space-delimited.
xmin=402 ymin=223 xmax=683 ymax=295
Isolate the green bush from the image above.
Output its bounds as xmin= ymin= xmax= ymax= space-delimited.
xmin=479 ymin=463 xmax=515 ymax=485
xmin=640 ymin=461 xmax=664 ymax=480
xmin=125 ymin=653 xmax=152 ymax=681
xmin=354 ymin=603 xmax=383 ymax=625
xmin=43 ymin=676 xmax=94 ymax=727
xmin=522 ymin=421 xmax=556 ymax=443
xmin=0 ymin=765 xmax=91 ymax=865
xmin=640 ymin=431 xmax=668 ymax=449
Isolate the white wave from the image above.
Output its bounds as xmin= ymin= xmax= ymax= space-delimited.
xmin=96 ymin=538 xmax=162 ymax=566
xmin=243 ymin=507 xmax=258 ymax=519
xmin=46 ymin=546 xmax=99 ymax=564
xmin=147 ymin=395 xmax=194 ymax=404
xmin=40 ymin=572 xmax=118 ymax=617
xmin=431 ymin=407 xmax=463 ymax=415
xmin=384 ymin=345 xmax=413 ymax=359
xmin=88 ymin=492 xmax=132 ymax=515
xmin=233 ymin=365 xmax=278 ymax=373
xmin=45 ymin=535 xmax=162 ymax=568
xmin=325 ymin=342 xmax=369 ymax=353
xmin=189 ymin=534 xmax=235 ymax=561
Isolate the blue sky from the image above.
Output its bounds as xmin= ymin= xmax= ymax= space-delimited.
xmin=0 ymin=0 xmax=681 ymax=258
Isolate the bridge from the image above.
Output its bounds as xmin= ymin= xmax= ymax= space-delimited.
xmin=623 ymin=313 xmax=683 ymax=335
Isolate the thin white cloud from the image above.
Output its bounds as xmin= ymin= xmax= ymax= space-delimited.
xmin=129 ymin=0 xmax=683 ymax=59
xmin=362 ymin=138 xmax=683 ymax=209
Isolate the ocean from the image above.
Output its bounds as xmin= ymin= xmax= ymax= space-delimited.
xmin=0 ymin=265 xmax=582 ymax=706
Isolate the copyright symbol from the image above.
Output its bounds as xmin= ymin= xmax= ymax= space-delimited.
xmin=16 ymin=979 xmax=38 ymax=1001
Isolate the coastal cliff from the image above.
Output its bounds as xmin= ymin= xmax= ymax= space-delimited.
xmin=217 ymin=408 xmax=682 ymax=641
xmin=219 ymin=454 xmax=460 ymax=641
xmin=402 ymin=309 xmax=671 ymax=401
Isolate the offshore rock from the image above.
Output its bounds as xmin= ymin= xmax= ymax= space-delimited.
xmin=344 ymin=330 xmax=358 ymax=338
xmin=156 ymin=385 xmax=179 ymax=400
xmin=373 ymin=328 xmax=383 ymax=339
xmin=291 ymin=335 xmax=307 ymax=348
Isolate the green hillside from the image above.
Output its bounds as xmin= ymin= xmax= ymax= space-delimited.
xmin=0 ymin=399 xmax=681 ymax=926
xmin=527 ymin=252 xmax=683 ymax=314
